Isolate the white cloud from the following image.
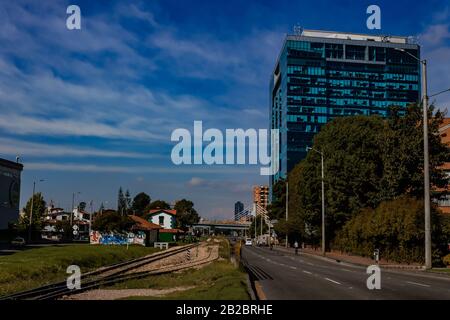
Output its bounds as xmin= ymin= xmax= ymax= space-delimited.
xmin=24 ymin=161 xmax=259 ymax=174
xmin=418 ymin=15 xmax=450 ymax=111
xmin=0 ymin=137 xmax=157 ymax=159
xmin=419 ymin=24 xmax=450 ymax=47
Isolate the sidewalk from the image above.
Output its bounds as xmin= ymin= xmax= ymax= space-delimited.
xmin=271 ymin=245 xmax=425 ymax=270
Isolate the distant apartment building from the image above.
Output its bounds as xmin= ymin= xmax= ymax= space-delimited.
xmin=0 ymin=158 xmax=23 ymax=230
xmin=253 ymin=185 xmax=269 ymax=209
xmin=270 ymin=29 xmax=421 ymax=188
xmin=234 ymin=201 xmax=244 ymax=221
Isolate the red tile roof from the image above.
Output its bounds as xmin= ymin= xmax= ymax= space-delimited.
xmin=129 ymin=215 xmax=162 ymax=231
xmin=148 ymin=209 xmax=177 ymax=216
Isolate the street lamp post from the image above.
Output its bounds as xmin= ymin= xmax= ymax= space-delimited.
xmin=395 ymin=48 xmax=431 ymax=269
xmin=395 ymin=47 xmax=450 ymax=269
xmin=306 ymin=146 xmax=325 ymax=256
xmin=28 ymin=179 xmax=44 ymax=242
xmin=285 ymin=181 xmax=288 ymax=248
xmin=70 ymin=192 xmax=81 ymax=226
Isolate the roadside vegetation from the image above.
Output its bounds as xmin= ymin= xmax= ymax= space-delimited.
xmin=0 ymin=244 xmax=158 ymax=296
xmin=269 ymin=103 xmax=450 ymax=265
xmin=111 ymin=238 xmax=250 ymax=300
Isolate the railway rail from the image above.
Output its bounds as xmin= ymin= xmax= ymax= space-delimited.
xmin=0 ymin=243 xmax=201 ymax=300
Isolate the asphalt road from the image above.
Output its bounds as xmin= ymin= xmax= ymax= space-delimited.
xmin=241 ymin=245 xmax=450 ymax=300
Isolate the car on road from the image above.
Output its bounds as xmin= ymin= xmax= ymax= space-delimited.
xmin=11 ymin=236 xmax=25 ymax=247
xmin=245 ymin=238 xmax=252 ymax=246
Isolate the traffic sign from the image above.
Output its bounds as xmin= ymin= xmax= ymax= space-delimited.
xmin=73 ymin=230 xmax=78 ymax=235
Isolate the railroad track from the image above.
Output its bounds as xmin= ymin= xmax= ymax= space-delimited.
xmin=0 ymin=243 xmax=200 ymax=300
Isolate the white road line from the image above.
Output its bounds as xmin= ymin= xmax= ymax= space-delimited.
xmin=325 ymin=278 xmax=341 ymax=285
xmin=302 ymin=270 xmax=312 ymax=275
xmin=307 ymin=262 xmax=314 ymax=266
xmin=341 ymin=268 xmax=351 ymax=272
xmin=406 ymin=281 xmax=431 ymax=288
xmin=290 ymin=266 xmax=297 ymax=270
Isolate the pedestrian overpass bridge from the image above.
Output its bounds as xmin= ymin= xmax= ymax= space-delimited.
xmin=191 ymin=203 xmax=272 ymax=237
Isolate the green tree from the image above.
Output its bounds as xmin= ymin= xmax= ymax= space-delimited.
xmin=125 ymin=189 xmax=132 ymax=213
xmin=146 ymin=200 xmax=171 ymax=211
xmin=117 ymin=187 xmax=126 ymax=215
xmin=54 ymin=220 xmax=73 ymax=240
xmin=92 ymin=211 xmax=133 ymax=233
xmin=131 ymin=192 xmax=151 ymax=216
xmin=287 ymin=103 xmax=449 ymax=249
xmin=174 ymin=199 xmax=200 ymax=230
xmin=18 ymin=192 xmax=46 ymax=231
xmin=78 ymin=201 xmax=86 ymax=211
xmin=267 ymin=178 xmax=286 ymax=221
xmin=334 ymin=196 xmax=447 ymax=265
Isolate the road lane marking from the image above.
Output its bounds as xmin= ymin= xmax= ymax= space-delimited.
xmin=406 ymin=281 xmax=430 ymax=288
xmin=290 ymin=266 xmax=297 ymax=270
xmin=303 ymin=270 xmax=312 ymax=275
xmin=341 ymin=268 xmax=351 ymax=272
xmin=307 ymin=262 xmax=314 ymax=266
xmin=325 ymin=278 xmax=341 ymax=285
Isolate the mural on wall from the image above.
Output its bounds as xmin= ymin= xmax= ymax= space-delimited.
xmin=90 ymin=231 xmax=146 ymax=246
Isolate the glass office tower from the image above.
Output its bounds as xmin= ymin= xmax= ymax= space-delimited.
xmin=270 ymin=29 xmax=421 ymax=186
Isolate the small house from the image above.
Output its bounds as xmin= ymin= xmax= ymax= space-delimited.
xmin=129 ymin=215 xmax=161 ymax=246
xmin=146 ymin=209 xmax=177 ymax=230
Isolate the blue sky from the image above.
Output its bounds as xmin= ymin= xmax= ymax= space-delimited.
xmin=1 ymin=0 xmax=449 ymax=219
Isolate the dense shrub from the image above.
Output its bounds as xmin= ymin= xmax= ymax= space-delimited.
xmin=334 ymin=196 xmax=445 ymax=264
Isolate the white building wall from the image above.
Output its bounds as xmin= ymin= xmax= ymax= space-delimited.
xmin=150 ymin=212 xmax=173 ymax=229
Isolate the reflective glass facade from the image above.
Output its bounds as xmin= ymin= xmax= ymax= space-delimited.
xmin=270 ymin=31 xmax=421 ymax=186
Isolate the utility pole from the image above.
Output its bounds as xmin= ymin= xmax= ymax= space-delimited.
xmin=28 ymin=181 xmax=36 ymax=243
xmin=70 ymin=192 xmax=75 ymax=226
xmin=254 ymin=209 xmax=257 ymax=241
xmin=394 ymin=48 xmax=434 ymax=269
xmin=70 ymin=192 xmax=81 ymax=227
xmin=28 ymin=179 xmax=44 ymax=243
xmin=321 ymin=151 xmax=325 ymax=256
xmin=285 ymin=181 xmax=288 ymax=248
xmin=421 ymin=60 xmax=431 ymax=270
xmin=260 ymin=208 xmax=263 ymax=238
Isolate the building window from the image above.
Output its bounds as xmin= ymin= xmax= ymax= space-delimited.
xmin=159 ymin=216 xmax=164 ymax=226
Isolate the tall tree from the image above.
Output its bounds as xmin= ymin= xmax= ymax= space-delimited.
xmin=78 ymin=201 xmax=87 ymax=211
xmin=117 ymin=187 xmax=126 ymax=215
xmin=267 ymin=178 xmax=286 ymax=221
xmin=18 ymin=192 xmax=46 ymax=231
xmin=174 ymin=199 xmax=200 ymax=230
xmin=92 ymin=210 xmax=133 ymax=233
xmin=287 ymin=103 xmax=449 ymax=246
xmin=146 ymin=200 xmax=171 ymax=211
xmin=125 ymin=189 xmax=132 ymax=213
xmin=131 ymin=192 xmax=151 ymax=216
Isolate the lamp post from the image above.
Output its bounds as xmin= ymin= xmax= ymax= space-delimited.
xmin=394 ymin=48 xmax=432 ymax=268
xmin=306 ymin=146 xmax=325 ymax=256
xmin=394 ymin=47 xmax=450 ymax=269
xmin=70 ymin=192 xmax=81 ymax=226
xmin=285 ymin=181 xmax=289 ymax=248
xmin=28 ymin=179 xmax=44 ymax=242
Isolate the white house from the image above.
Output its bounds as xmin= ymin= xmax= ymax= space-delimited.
xmin=147 ymin=209 xmax=176 ymax=230
xmin=44 ymin=206 xmax=69 ymax=221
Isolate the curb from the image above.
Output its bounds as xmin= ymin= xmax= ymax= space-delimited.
xmin=245 ymin=273 xmax=257 ymax=300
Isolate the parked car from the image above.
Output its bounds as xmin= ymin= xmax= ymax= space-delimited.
xmin=11 ymin=236 xmax=25 ymax=247
xmin=245 ymin=238 xmax=252 ymax=246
